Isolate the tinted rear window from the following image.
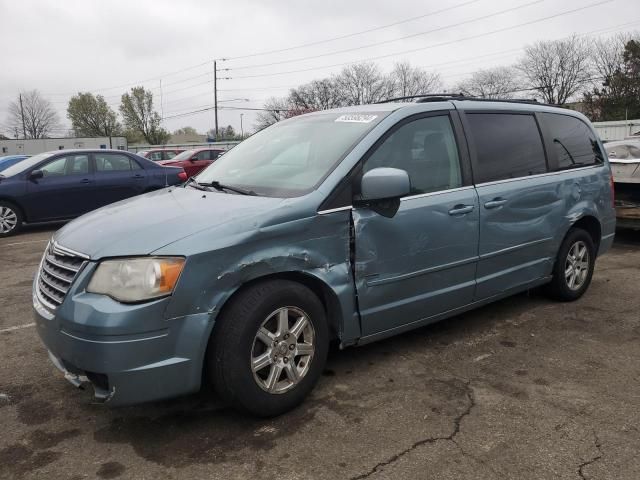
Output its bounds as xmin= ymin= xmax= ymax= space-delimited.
xmin=466 ymin=113 xmax=547 ymax=183
xmin=541 ymin=113 xmax=604 ymax=169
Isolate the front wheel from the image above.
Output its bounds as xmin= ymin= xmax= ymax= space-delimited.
xmin=0 ymin=201 xmax=22 ymax=237
xmin=208 ymin=280 xmax=328 ymax=417
xmin=546 ymin=228 xmax=596 ymax=301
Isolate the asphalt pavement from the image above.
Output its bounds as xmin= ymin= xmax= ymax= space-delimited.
xmin=1 ymin=225 xmax=639 ymax=480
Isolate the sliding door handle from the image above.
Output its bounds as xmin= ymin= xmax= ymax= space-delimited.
xmin=484 ymin=198 xmax=507 ymax=209
xmin=448 ymin=204 xmax=475 ymax=216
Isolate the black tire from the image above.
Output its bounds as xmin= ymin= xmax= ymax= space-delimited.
xmin=546 ymin=228 xmax=596 ymax=301
xmin=0 ymin=201 xmax=23 ymax=238
xmin=208 ymin=279 xmax=329 ymax=417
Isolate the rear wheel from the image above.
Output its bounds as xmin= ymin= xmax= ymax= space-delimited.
xmin=546 ymin=228 xmax=596 ymax=301
xmin=208 ymin=280 xmax=328 ymax=417
xmin=0 ymin=201 xmax=22 ymax=237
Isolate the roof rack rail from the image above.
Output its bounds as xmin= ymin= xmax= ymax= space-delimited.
xmin=435 ymin=97 xmax=543 ymax=105
xmin=376 ymin=93 xmax=465 ymax=104
xmin=376 ymin=94 xmax=549 ymax=106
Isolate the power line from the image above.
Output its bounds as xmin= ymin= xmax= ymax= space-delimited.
xmin=43 ymin=13 xmax=637 ymax=124
xmin=418 ymin=17 xmax=640 ymax=73
xmin=163 ymin=104 xmax=294 ymax=121
xmin=214 ymin=19 xmax=639 ymax=95
xmin=46 ymin=60 xmax=213 ymax=96
xmin=221 ymin=0 xmax=483 ymax=61
xmin=229 ymin=0 xmax=615 ymax=79
xmin=44 ymin=0 xmax=482 ymax=96
xmin=224 ymin=0 xmax=543 ymax=71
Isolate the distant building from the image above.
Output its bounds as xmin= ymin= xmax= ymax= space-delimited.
xmin=169 ymin=132 xmax=208 ymax=144
xmin=592 ymin=120 xmax=640 ymax=142
xmin=0 ymin=137 xmax=127 ymax=155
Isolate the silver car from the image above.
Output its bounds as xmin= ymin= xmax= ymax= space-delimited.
xmin=605 ymin=139 xmax=640 ymax=229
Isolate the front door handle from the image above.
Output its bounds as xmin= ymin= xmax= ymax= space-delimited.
xmin=132 ymin=174 xmax=144 ymax=179
xmin=484 ymin=198 xmax=507 ymax=209
xmin=448 ymin=204 xmax=475 ymax=216
xmin=80 ymin=178 xmax=91 ymax=184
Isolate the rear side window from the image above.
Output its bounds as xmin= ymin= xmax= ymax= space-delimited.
xmin=196 ymin=150 xmax=212 ymax=161
xmin=541 ymin=113 xmax=604 ymax=169
xmin=95 ymin=153 xmax=140 ymax=171
xmin=466 ymin=113 xmax=547 ymax=183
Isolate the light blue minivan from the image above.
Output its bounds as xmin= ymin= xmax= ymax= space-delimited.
xmin=33 ymin=97 xmax=616 ymax=416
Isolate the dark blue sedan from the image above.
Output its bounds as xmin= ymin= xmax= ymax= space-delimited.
xmin=0 ymin=149 xmax=186 ymax=236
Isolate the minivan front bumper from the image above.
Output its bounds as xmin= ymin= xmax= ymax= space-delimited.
xmin=32 ymin=267 xmax=214 ymax=406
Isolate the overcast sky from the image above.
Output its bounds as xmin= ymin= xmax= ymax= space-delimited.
xmin=0 ymin=0 xmax=638 ymax=138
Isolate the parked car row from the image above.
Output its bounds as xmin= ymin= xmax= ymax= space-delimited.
xmin=158 ymin=147 xmax=225 ymax=177
xmin=0 ymin=150 xmax=186 ymax=236
xmin=137 ymin=148 xmax=185 ymax=161
xmin=31 ymin=98 xmax=615 ymax=417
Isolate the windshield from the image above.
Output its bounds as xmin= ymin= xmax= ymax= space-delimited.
xmin=171 ymin=150 xmax=196 ymax=161
xmin=196 ymin=111 xmax=387 ymax=197
xmin=0 ymin=152 xmax=55 ymax=177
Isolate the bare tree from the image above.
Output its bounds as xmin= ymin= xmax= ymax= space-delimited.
xmin=593 ymin=34 xmax=627 ymax=79
xmin=288 ymin=78 xmax=344 ymax=111
xmin=519 ymin=36 xmax=593 ymax=104
xmin=590 ymin=32 xmax=639 ymax=93
xmin=456 ymin=66 xmax=521 ymax=98
xmin=389 ymin=62 xmax=442 ymax=100
xmin=7 ymin=90 xmax=60 ymax=139
xmin=334 ymin=63 xmax=393 ymax=105
xmin=254 ymin=97 xmax=293 ymax=131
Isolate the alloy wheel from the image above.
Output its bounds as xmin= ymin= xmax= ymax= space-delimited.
xmin=0 ymin=206 xmax=17 ymax=234
xmin=251 ymin=306 xmax=315 ymax=394
xmin=565 ymin=240 xmax=589 ymax=291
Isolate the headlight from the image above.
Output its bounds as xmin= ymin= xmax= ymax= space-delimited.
xmin=87 ymin=257 xmax=185 ymax=303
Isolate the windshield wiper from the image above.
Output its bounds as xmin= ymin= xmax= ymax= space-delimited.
xmin=183 ymin=177 xmax=209 ymax=191
xmin=201 ymin=180 xmax=257 ymax=196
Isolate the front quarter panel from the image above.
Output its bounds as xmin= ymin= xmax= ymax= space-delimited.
xmin=158 ymin=209 xmax=357 ymax=342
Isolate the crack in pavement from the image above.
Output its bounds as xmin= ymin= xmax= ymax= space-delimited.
xmin=577 ymin=430 xmax=603 ymax=480
xmin=349 ymin=379 xmax=476 ymax=480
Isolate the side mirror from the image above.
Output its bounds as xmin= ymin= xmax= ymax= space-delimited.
xmin=29 ymin=169 xmax=44 ymax=180
xmin=361 ymin=167 xmax=410 ymax=201
xmin=190 ymin=156 xmax=198 ymax=162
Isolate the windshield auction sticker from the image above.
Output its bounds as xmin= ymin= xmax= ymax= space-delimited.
xmin=335 ymin=114 xmax=378 ymax=123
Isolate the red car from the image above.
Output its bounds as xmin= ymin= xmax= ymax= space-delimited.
xmin=137 ymin=148 xmax=185 ymax=161
xmin=158 ymin=147 xmax=225 ymax=177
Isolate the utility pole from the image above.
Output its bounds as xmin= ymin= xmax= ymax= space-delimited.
xmin=19 ymin=93 xmax=26 ymax=139
xmin=160 ymin=79 xmax=164 ymax=121
xmin=240 ymin=113 xmax=244 ymax=139
xmin=213 ymin=60 xmax=218 ymax=140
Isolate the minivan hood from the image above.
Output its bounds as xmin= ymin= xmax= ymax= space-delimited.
xmin=54 ymin=187 xmax=286 ymax=259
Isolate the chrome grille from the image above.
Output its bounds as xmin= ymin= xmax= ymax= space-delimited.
xmin=37 ymin=242 xmax=88 ymax=310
